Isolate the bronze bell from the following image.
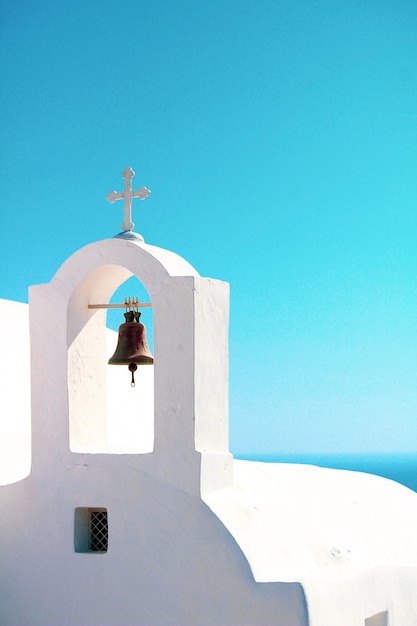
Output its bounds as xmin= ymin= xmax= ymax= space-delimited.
xmin=108 ymin=310 xmax=153 ymax=386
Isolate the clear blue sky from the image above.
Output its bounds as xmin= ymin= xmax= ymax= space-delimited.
xmin=1 ymin=0 xmax=417 ymax=456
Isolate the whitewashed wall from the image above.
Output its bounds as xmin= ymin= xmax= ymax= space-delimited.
xmin=1 ymin=237 xmax=417 ymax=626
xmin=0 ymin=238 xmax=307 ymax=626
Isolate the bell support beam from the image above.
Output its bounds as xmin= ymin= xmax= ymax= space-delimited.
xmin=88 ymin=300 xmax=153 ymax=310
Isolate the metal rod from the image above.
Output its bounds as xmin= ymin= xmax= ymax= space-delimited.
xmin=88 ymin=301 xmax=153 ymax=310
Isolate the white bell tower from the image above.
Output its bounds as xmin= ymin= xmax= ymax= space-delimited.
xmin=29 ymin=167 xmax=233 ymax=496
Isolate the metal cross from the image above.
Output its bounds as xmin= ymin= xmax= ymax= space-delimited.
xmin=107 ymin=167 xmax=151 ymax=232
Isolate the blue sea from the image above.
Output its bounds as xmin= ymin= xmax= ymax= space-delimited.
xmin=235 ymin=452 xmax=417 ymax=494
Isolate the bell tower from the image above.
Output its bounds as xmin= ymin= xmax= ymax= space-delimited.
xmin=29 ymin=167 xmax=233 ymax=496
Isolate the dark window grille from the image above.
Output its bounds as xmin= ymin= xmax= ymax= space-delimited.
xmin=89 ymin=510 xmax=108 ymax=552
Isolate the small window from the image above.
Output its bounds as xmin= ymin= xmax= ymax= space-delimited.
xmin=74 ymin=507 xmax=108 ymax=553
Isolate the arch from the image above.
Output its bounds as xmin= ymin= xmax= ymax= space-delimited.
xmin=30 ymin=236 xmax=231 ymax=494
xmin=54 ymin=238 xmax=199 ymax=304
xmin=63 ymin=239 xmax=199 ymax=454
xmin=68 ymin=271 xmax=154 ymax=453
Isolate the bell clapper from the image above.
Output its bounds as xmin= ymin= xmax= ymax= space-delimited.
xmin=128 ymin=363 xmax=137 ymax=387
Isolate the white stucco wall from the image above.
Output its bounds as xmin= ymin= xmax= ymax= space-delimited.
xmin=1 ymin=236 xmax=417 ymax=626
xmin=205 ymin=460 xmax=417 ymax=625
xmin=0 ymin=236 xmax=308 ymax=625
xmin=0 ymin=299 xmax=31 ymax=486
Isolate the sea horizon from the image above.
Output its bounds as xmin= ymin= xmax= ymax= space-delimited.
xmin=234 ymin=451 xmax=417 ymax=494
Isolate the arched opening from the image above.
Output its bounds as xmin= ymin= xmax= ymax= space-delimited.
xmin=105 ymin=276 xmax=154 ymax=453
xmin=67 ymin=266 xmax=154 ymax=454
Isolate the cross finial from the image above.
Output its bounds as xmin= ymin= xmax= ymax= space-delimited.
xmin=107 ymin=167 xmax=151 ymax=233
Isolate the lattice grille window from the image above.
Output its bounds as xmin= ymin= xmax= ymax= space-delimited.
xmin=90 ymin=510 xmax=108 ymax=552
xmin=74 ymin=507 xmax=108 ymax=553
